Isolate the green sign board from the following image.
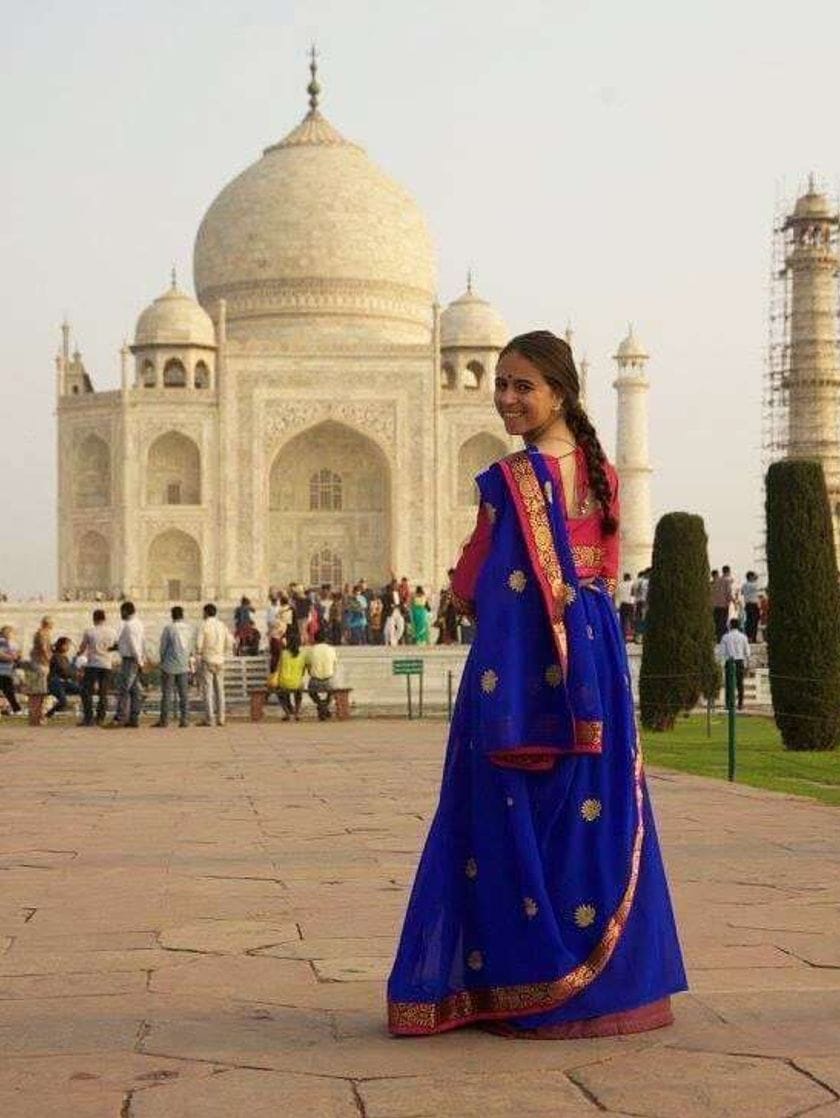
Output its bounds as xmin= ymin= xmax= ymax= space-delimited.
xmin=393 ymin=659 xmax=424 ymax=676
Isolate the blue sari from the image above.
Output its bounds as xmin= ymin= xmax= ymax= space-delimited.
xmin=388 ymin=448 xmax=686 ymax=1035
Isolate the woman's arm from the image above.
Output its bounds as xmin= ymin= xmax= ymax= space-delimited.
xmin=600 ymin=466 xmax=621 ymax=595
xmin=450 ymin=502 xmax=494 ymax=615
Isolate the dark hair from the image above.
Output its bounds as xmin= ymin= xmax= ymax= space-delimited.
xmin=92 ymin=609 xmax=106 ymax=624
xmin=171 ymin=606 xmax=184 ymax=621
xmin=711 ymin=569 xmax=719 ymax=578
xmin=203 ymin=603 xmax=217 ymax=618
xmin=120 ymin=601 xmax=135 ymax=619
xmin=729 ymin=618 xmax=741 ymax=630
xmin=286 ymin=626 xmax=301 ymax=656
xmin=54 ymin=636 xmax=71 ymax=653
xmin=499 ymin=330 xmax=616 ymax=534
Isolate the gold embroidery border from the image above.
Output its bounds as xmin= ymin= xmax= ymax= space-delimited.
xmin=503 ymin=453 xmax=569 ymax=679
xmin=388 ymin=746 xmax=646 ymax=1035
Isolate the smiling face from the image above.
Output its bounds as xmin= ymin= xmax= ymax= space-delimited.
xmin=494 ymin=349 xmax=563 ymax=437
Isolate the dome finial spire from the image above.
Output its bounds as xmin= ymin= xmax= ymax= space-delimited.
xmin=171 ymin=264 xmax=178 ymax=290
xmin=307 ymin=43 xmax=321 ymax=113
xmin=466 ymin=266 xmax=473 ymax=294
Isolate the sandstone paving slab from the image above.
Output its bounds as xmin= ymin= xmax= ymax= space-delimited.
xmin=0 ymin=947 xmax=170 ymax=977
xmin=357 ymin=1069 xmax=594 ymax=1117
xmin=685 ymin=944 xmax=796 ymax=970
xmin=571 ymin=1047 xmax=834 ymax=1117
xmin=253 ymin=935 xmax=395 ymax=961
xmin=130 ymin=1067 xmax=359 ymax=1117
xmin=148 ymin=955 xmax=319 ymax=1002
xmin=786 ymin=1055 xmax=840 ymax=1095
xmin=0 ymin=969 xmax=148 ymax=999
xmin=690 ymin=966 xmax=840 ymax=994
xmin=0 ymin=994 xmax=147 ymax=1055
xmin=11 ymin=929 xmax=158 ymax=952
xmin=0 ymin=1052 xmax=221 ymax=1116
xmin=157 ymin=919 xmax=299 ymax=955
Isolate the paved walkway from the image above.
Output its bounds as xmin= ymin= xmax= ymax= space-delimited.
xmin=1 ymin=717 xmax=839 ymax=1117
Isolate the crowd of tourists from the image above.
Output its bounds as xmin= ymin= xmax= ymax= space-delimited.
xmin=232 ymin=575 xmax=471 ymax=654
xmin=0 ymin=600 xmax=345 ymax=727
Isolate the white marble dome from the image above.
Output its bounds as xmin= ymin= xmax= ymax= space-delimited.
xmin=193 ymin=105 xmax=436 ymax=337
xmin=440 ymin=283 xmax=508 ymax=349
xmin=134 ymin=282 xmax=216 ymax=348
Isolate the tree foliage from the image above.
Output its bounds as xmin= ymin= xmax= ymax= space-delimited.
xmin=639 ymin=512 xmax=719 ymax=731
xmin=766 ymin=460 xmax=840 ymax=751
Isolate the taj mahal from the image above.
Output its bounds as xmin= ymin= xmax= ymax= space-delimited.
xmin=56 ymin=58 xmax=655 ymax=602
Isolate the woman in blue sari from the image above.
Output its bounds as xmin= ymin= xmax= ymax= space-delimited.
xmin=388 ymin=331 xmax=686 ymax=1037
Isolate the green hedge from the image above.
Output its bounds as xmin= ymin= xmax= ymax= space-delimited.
xmin=765 ymin=459 xmax=840 ymax=751
xmin=639 ymin=512 xmax=719 ymax=731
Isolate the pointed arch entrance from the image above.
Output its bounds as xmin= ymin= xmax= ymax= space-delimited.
xmin=268 ymin=421 xmax=391 ymax=586
xmin=147 ymin=529 xmax=202 ymax=600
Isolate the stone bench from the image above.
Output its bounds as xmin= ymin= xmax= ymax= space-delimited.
xmin=248 ymin=687 xmax=353 ymax=722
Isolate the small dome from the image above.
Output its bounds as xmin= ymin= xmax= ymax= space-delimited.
xmin=134 ymin=282 xmax=216 ymax=348
xmin=440 ymin=282 xmax=508 ymax=349
xmin=615 ymin=325 xmax=648 ymax=362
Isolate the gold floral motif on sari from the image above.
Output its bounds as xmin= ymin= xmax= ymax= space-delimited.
xmin=574 ymin=904 xmax=597 ymax=928
xmin=508 ymin=569 xmax=527 ymax=593
xmin=580 ymin=798 xmax=602 ymax=822
xmin=544 ymin=664 xmax=563 ymax=688
xmin=480 ymin=669 xmax=498 ymax=694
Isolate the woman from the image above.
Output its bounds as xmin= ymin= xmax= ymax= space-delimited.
xmin=410 ymin=587 xmax=431 ymax=645
xmin=273 ymin=625 xmax=307 ymax=722
xmin=388 ymin=331 xmax=686 ymax=1038
xmin=30 ymin=616 xmax=54 ymax=697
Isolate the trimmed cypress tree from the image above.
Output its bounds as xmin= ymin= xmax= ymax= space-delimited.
xmin=765 ymin=459 xmax=840 ymax=751
xmin=639 ymin=512 xmax=719 ymax=731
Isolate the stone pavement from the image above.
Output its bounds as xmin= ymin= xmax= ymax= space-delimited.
xmin=0 ymin=717 xmax=839 ymax=1117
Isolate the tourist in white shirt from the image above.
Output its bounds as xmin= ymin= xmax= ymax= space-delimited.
xmin=717 ymin=618 xmax=751 ymax=711
xmin=77 ymin=608 xmax=117 ymax=726
xmin=383 ymin=601 xmax=405 ymax=647
xmin=307 ymin=638 xmax=338 ymax=720
xmin=195 ymin=602 xmax=233 ymax=727
xmin=114 ymin=601 xmax=145 ymax=727
xmin=741 ymin=571 xmax=761 ymax=643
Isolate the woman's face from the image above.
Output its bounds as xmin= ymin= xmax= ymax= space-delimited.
xmin=494 ymin=350 xmax=562 ymax=437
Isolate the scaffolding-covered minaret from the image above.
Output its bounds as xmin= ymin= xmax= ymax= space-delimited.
xmin=785 ymin=178 xmax=840 ymax=519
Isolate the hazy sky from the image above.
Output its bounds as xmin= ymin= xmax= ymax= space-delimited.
xmin=1 ymin=0 xmax=837 ymax=596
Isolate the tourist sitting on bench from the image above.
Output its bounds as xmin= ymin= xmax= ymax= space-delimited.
xmin=307 ymin=637 xmax=337 ymax=721
xmin=272 ymin=626 xmax=307 ymax=722
xmin=47 ymin=637 xmax=82 ymax=718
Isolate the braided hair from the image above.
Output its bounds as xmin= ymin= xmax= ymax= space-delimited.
xmin=498 ymin=330 xmax=617 ymax=535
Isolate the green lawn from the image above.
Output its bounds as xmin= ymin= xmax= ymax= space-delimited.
xmin=641 ymin=714 xmax=840 ymax=806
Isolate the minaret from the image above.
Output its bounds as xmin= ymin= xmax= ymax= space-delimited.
xmin=613 ymin=325 xmax=653 ymax=578
xmin=784 ymin=176 xmax=840 ymax=533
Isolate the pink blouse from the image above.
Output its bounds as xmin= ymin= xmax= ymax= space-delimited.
xmin=452 ymin=451 xmax=620 ymax=606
